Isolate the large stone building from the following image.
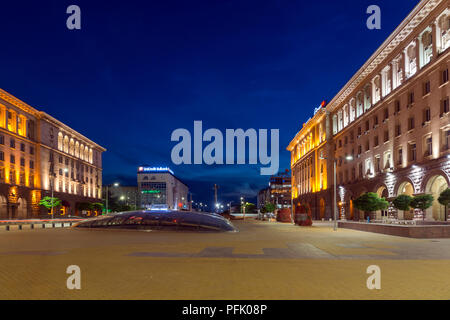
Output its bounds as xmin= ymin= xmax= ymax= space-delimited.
xmin=0 ymin=88 xmax=106 ymax=219
xmin=288 ymin=0 xmax=450 ymax=221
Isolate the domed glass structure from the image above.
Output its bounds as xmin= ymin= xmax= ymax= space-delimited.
xmin=73 ymin=210 xmax=237 ymax=232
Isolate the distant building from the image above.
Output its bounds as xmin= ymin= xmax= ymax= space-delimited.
xmin=137 ymin=166 xmax=189 ymax=210
xmin=0 ymin=88 xmax=106 ymax=219
xmin=258 ymin=171 xmax=292 ymax=210
xmin=257 ymin=187 xmax=270 ymax=209
xmin=269 ymin=171 xmax=292 ymax=209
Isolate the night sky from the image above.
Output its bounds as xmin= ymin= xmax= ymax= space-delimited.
xmin=0 ymin=0 xmax=418 ymax=206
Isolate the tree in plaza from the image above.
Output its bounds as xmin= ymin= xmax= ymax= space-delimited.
xmin=392 ymin=194 xmax=413 ymax=219
xmin=39 ymin=196 xmax=62 ymax=210
xmin=438 ymin=188 xmax=450 ymax=221
xmin=264 ymin=202 xmax=276 ymax=213
xmin=243 ymin=202 xmax=256 ymax=214
xmin=353 ymin=192 xmax=389 ymax=219
xmin=89 ymin=202 xmax=104 ymax=215
xmin=410 ymin=194 xmax=434 ymax=221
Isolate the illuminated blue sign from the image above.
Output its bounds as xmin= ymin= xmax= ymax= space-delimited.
xmin=138 ymin=166 xmax=174 ymax=175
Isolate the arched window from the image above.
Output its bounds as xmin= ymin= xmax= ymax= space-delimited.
xmin=0 ymin=105 xmax=6 ymax=128
xmin=63 ymin=136 xmax=69 ymax=153
xmin=84 ymin=146 xmax=89 ymax=161
xmin=80 ymin=144 xmax=84 ymax=160
xmin=58 ymin=133 xmax=63 ymax=151
xmin=69 ymin=138 xmax=75 ymax=155
xmin=75 ymin=141 xmax=80 ymax=158
xmin=89 ymin=149 xmax=93 ymax=163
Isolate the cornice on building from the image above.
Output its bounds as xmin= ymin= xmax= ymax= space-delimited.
xmin=287 ymin=107 xmax=326 ymax=151
xmin=39 ymin=112 xmax=106 ymax=152
xmin=326 ymin=0 xmax=442 ymax=114
xmin=0 ymin=88 xmax=106 ymax=152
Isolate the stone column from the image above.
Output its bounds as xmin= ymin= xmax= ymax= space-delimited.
xmin=401 ymin=50 xmax=407 ymax=81
xmin=415 ymin=37 xmax=421 ymax=71
xmin=431 ymin=21 xmax=438 ymax=58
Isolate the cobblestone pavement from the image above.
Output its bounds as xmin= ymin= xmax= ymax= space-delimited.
xmin=0 ymin=219 xmax=449 ymax=299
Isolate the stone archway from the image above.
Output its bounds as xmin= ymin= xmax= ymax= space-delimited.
xmin=425 ymin=175 xmax=449 ymax=221
xmin=376 ymin=186 xmax=389 ymax=220
xmin=17 ymin=198 xmax=27 ymax=219
xmin=396 ymin=181 xmax=415 ymax=220
xmin=0 ymin=195 xmax=7 ymax=219
xmin=397 ymin=181 xmax=414 ymax=196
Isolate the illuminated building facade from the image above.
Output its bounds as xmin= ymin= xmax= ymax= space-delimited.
xmin=289 ymin=0 xmax=450 ymax=221
xmin=288 ymin=103 xmax=333 ymax=219
xmin=269 ymin=171 xmax=292 ymax=209
xmin=0 ymin=88 xmax=106 ymax=219
xmin=137 ymin=166 xmax=189 ymax=210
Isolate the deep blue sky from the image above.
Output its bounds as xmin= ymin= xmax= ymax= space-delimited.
xmin=0 ymin=0 xmax=418 ymax=206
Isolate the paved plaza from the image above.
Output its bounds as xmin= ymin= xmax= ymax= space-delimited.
xmin=0 ymin=219 xmax=450 ymax=299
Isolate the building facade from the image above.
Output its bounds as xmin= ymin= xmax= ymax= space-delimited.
xmin=257 ymin=171 xmax=293 ymax=210
xmin=137 ymin=166 xmax=189 ymax=210
xmin=0 ymin=88 xmax=106 ymax=219
xmin=288 ymin=0 xmax=450 ymax=221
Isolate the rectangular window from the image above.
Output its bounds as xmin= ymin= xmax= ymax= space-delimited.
xmin=441 ymin=97 xmax=450 ymax=116
xmin=0 ymin=151 xmax=4 ymax=161
xmin=20 ymin=157 xmax=25 ymax=167
xmin=425 ymin=137 xmax=432 ymax=156
xmin=423 ymin=80 xmax=431 ymax=95
xmin=398 ymin=148 xmax=403 ymax=165
xmin=408 ymin=92 xmax=415 ymax=105
xmin=409 ymin=143 xmax=417 ymax=162
xmin=0 ymin=135 xmax=4 ymax=145
xmin=383 ymin=108 xmax=389 ymax=121
xmin=10 ymin=139 xmax=15 ymax=149
xmin=446 ymin=130 xmax=450 ymax=150
xmin=10 ymin=155 xmax=15 ymax=164
xmin=374 ymin=136 xmax=379 ymax=147
xmin=396 ymin=124 xmax=401 ymax=136
xmin=384 ymin=130 xmax=389 ymax=142
xmin=365 ymin=121 xmax=370 ymax=132
xmin=442 ymin=69 xmax=449 ymax=84
xmin=20 ymin=143 xmax=25 ymax=152
xmin=408 ymin=117 xmax=415 ymax=131
xmin=423 ymin=108 xmax=431 ymax=123
xmin=29 ymin=160 xmax=34 ymax=169
xmin=29 ymin=146 xmax=34 ymax=155
xmin=395 ymin=100 xmax=401 ymax=114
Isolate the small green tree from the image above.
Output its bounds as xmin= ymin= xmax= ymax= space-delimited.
xmin=438 ymin=188 xmax=450 ymax=221
xmin=353 ymin=192 xmax=389 ymax=220
xmin=410 ymin=194 xmax=434 ymax=221
xmin=392 ymin=194 xmax=413 ymax=219
xmin=89 ymin=203 xmax=104 ymax=214
xmin=39 ymin=196 xmax=61 ymax=210
xmin=264 ymin=202 xmax=276 ymax=213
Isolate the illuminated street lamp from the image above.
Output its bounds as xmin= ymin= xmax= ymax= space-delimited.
xmin=105 ymin=182 xmax=120 ymax=214
xmin=319 ymin=154 xmax=353 ymax=231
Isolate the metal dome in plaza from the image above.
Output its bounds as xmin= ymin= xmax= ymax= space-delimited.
xmin=73 ymin=210 xmax=237 ymax=232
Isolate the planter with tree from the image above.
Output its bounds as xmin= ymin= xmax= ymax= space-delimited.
xmin=353 ymin=192 xmax=389 ymax=222
xmin=410 ymin=194 xmax=434 ymax=221
xmin=438 ymin=188 xmax=450 ymax=222
xmin=392 ymin=195 xmax=413 ymax=220
xmin=39 ymin=196 xmax=62 ymax=218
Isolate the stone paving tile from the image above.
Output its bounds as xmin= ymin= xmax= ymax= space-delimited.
xmin=1 ymin=220 xmax=450 ymax=299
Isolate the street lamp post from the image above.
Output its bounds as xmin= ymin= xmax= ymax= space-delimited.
xmin=320 ymin=155 xmax=353 ymax=231
xmin=105 ymin=182 xmax=119 ymax=215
